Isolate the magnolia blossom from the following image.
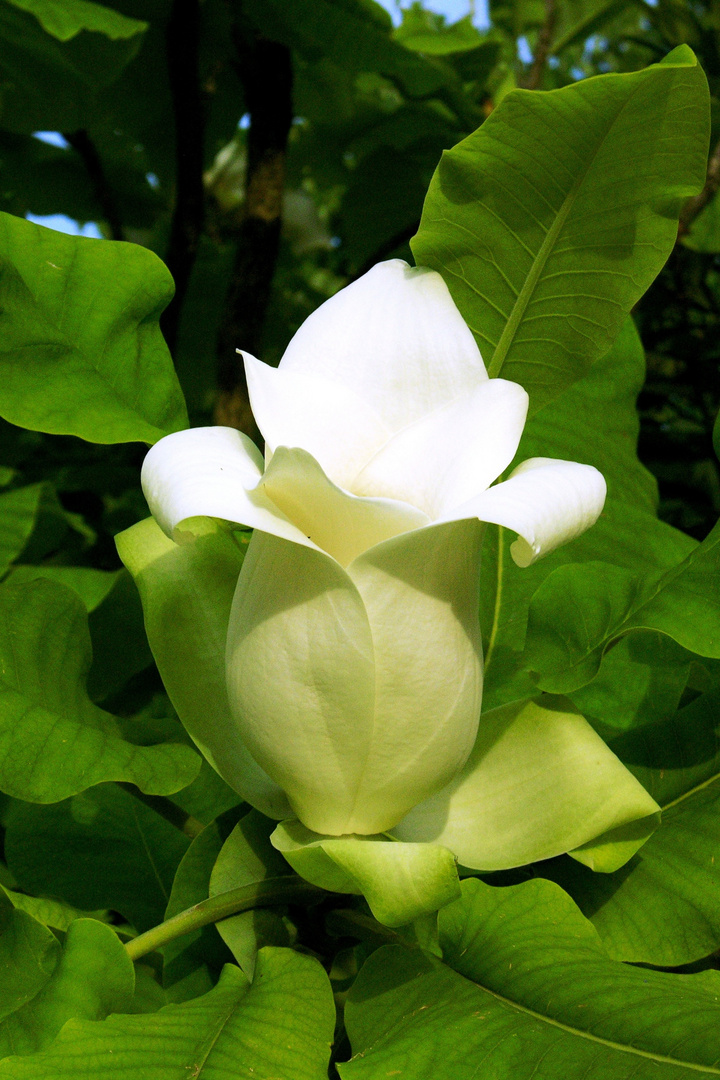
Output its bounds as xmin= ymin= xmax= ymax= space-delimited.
xmin=123 ymin=260 xmax=659 ymax=869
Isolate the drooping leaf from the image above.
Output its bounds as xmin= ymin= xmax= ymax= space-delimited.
xmin=341 ymin=877 xmax=720 ymax=1078
xmin=412 ymin=47 xmax=710 ymax=411
xmin=0 ymin=888 xmax=58 ymax=1024
xmin=0 ymin=213 xmax=187 ymax=444
xmin=0 ymin=580 xmax=199 ymax=803
xmin=4 ymin=783 xmax=190 ymax=933
xmin=0 ymin=951 xmax=335 ymax=1080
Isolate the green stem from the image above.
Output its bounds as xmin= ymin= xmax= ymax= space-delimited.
xmin=125 ymin=876 xmax=325 ymax=961
xmin=117 ymin=783 xmax=205 ymax=840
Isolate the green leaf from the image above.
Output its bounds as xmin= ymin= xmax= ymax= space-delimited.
xmin=0 ymin=580 xmax=199 ymax=802
xmin=0 ymin=951 xmax=335 ymax=1080
xmin=242 ymin=0 xmax=449 ymax=98
xmin=0 ymin=213 xmax=187 ymax=444
xmin=162 ymin=807 xmax=243 ymax=991
xmin=412 ymin=48 xmax=710 ymax=411
xmin=0 ymin=484 xmax=44 ymax=576
xmin=341 ymin=877 xmax=720 ymax=1078
xmin=271 ymin=822 xmax=461 ymax=927
xmin=0 ymin=916 xmax=134 ymax=1057
xmin=525 ymin=519 xmax=720 ymax=693
xmin=209 ymin=811 xmax=291 ymax=978
xmin=6 ymin=0 xmax=147 ymax=42
xmin=682 ymin=192 xmax=720 ymax=253
xmin=4 ymin=565 xmax=120 ymax=612
xmin=4 ymin=783 xmax=190 ymax=933
xmin=541 ymin=686 xmax=720 ymax=965
xmin=0 ymin=2 xmax=145 ymax=132
xmin=0 ymin=888 xmax=58 ymax=1023
xmin=480 ymin=319 xmax=696 ymax=709
xmin=393 ymin=9 xmax=485 ymax=54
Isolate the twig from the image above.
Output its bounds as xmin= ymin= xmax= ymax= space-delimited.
xmin=63 ymin=129 xmax=125 ymax=242
xmin=520 ymin=0 xmax=557 ymax=91
xmin=125 ymin=876 xmax=324 ymax=960
xmin=677 ymin=136 xmax=720 ymax=241
xmin=161 ymin=0 xmax=206 ymax=354
xmin=214 ymin=27 xmax=293 ymax=433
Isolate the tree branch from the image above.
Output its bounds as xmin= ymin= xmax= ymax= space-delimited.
xmin=520 ymin=0 xmax=557 ymax=91
xmin=214 ymin=29 xmax=293 ymax=433
xmin=63 ymin=129 xmax=125 ymax=242
xmin=677 ymin=136 xmax=720 ymax=241
xmin=161 ymin=0 xmax=206 ymax=354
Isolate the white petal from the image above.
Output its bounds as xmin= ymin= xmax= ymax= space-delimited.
xmin=261 ymin=446 xmax=429 ymax=566
xmin=352 ymin=379 xmax=528 ymax=518
xmin=341 ymin=518 xmax=484 ymax=832
xmin=279 ymin=260 xmax=487 ymax=433
xmin=392 ymin=695 xmax=660 ymax=870
xmin=225 ymin=530 xmax=377 ymax=836
xmin=444 ymin=457 xmax=607 ymax=565
xmin=141 ymin=426 xmax=316 ymax=551
xmin=244 ymin=352 xmax=391 ymax=489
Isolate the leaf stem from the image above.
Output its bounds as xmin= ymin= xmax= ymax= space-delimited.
xmin=117 ymin=783 xmax=205 ymax=840
xmin=124 ymin=876 xmax=326 ymax=961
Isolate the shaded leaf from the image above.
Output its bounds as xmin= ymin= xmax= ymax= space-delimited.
xmin=0 ymin=580 xmax=199 ymax=803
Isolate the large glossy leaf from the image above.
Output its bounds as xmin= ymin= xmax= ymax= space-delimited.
xmin=412 ymin=47 xmax=709 ymax=411
xmin=541 ymin=687 xmax=720 ymax=965
xmin=0 ymin=212 xmax=187 ymax=444
xmin=4 ymin=784 xmax=190 ymax=933
xmin=341 ymin=877 xmax=720 ymax=1078
xmin=0 ymin=951 xmax=335 ymax=1080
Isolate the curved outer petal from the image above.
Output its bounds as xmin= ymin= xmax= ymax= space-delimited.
xmin=444 ymin=457 xmax=607 ymax=566
xmin=391 ymin=695 xmax=660 ymax=871
xmin=225 ymin=530 xmax=377 ymax=836
xmin=352 ymin=379 xmax=529 ymax=518
xmin=260 ymin=446 xmax=430 ymax=567
xmin=278 ymin=260 xmax=488 ymax=434
xmin=115 ymin=516 xmax=291 ymax=820
xmin=244 ymin=353 xmax=391 ymax=490
xmin=141 ymin=426 xmax=317 ymax=550
xmin=271 ymin=821 xmax=461 ymax=928
xmin=343 ymin=518 xmax=485 ymax=832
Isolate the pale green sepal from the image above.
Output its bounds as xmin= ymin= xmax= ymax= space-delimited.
xmin=392 ymin=695 xmax=660 ymax=871
xmin=116 ymin=516 xmax=291 ymax=820
xmin=568 ymin=811 xmax=662 ymax=873
xmin=272 ymin=821 xmax=461 ymax=928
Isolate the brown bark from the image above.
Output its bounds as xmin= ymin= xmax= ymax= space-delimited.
xmin=520 ymin=0 xmax=557 ymax=91
xmin=214 ymin=32 xmax=293 ymax=434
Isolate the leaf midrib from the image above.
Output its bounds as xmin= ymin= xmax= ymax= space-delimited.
xmin=486 ymin=71 xmax=659 ymax=379
xmin=461 ymin=968 xmax=720 ymax=1073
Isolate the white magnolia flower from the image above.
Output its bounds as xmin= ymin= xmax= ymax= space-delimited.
xmin=123 ymin=260 xmax=659 ymax=870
